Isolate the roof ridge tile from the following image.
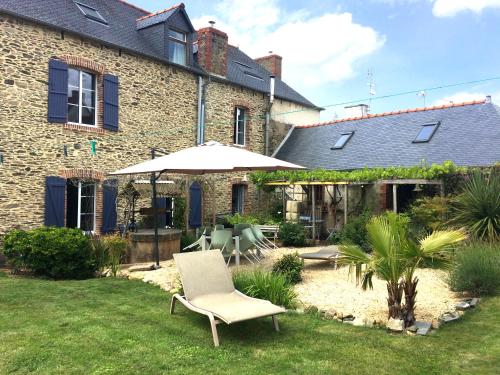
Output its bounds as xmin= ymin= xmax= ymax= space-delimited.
xmin=136 ymin=3 xmax=184 ymax=22
xmin=297 ymin=99 xmax=487 ymax=128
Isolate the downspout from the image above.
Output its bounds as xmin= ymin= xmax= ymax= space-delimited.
xmin=265 ymin=75 xmax=275 ymax=156
xmin=196 ymin=76 xmax=203 ymax=145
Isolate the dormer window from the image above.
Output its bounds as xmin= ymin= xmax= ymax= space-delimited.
xmin=168 ymin=28 xmax=187 ymax=65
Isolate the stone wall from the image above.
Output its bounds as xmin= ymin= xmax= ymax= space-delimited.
xmin=0 ymin=14 xmax=303 ymax=235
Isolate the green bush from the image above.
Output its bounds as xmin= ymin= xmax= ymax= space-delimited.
xmin=225 ymin=213 xmax=280 ymax=226
xmin=102 ymin=235 xmax=127 ymax=277
xmin=336 ymin=210 xmax=372 ymax=252
xmin=173 ymin=196 xmax=186 ymax=230
xmin=233 ymin=269 xmax=297 ymax=309
xmin=409 ymin=196 xmax=450 ymax=233
xmin=2 ymin=227 xmax=96 ymax=279
xmin=180 ymin=233 xmax=197 ymax=252
xmin=279 ymin=222 xmax=307 ymax=247
xmin=448 ymin=242 xmax=500 ymax=296
xmin=272 ymin=252 xmax=304 ymax=284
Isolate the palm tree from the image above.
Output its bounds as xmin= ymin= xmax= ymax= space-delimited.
xmin=338 ymin=212 xmax=466 ymax=327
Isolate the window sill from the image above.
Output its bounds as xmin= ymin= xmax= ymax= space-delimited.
xmin=233 ymin=143 xmax=246 ymax=148
xmin=64 ymin=123 xmax=106 ymax=134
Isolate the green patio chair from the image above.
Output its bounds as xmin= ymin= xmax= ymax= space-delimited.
xmin=240 ymin=228 xmax=265 ymax=262
xmin=208 ymin=229 xmax=234 ymax=265
xmin=233 ymin=223 xmax=252 ymax=236
xmin=182 ymin=227 xmax=210 ymax=252
xmin=214 ymin=224 xmax=225 ymax=231
xmin=251 ymin=225 xmax=276 ymax=250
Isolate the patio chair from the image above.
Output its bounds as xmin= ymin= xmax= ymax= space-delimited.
xmin=208 ymin=229 xmax=234 ymax=265
xmin=251 ymin=225 xmax=277 ymax=250
xmin=233 ymin=223 xmax=252 ymax=236
xmin=299 ymin=246 xmax=340 ymax=269
xmin=240 ymin=228 xmax=267 ymax=261
xmin=182 ymin=228 xmax=209 ymax=252
xmin=171 ymin=250 xmax=286 ymax=347
xmin=214 ymin=224 xmax=225 ymax=231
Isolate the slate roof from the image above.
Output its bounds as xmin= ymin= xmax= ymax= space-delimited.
xmin=0 ymin=0 xmax=318 ymax=108
xmin=275 ymin=100 xmax=500 ymax=170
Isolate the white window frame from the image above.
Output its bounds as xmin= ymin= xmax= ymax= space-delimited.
xmin=234 ymin=107 xmax=246 ymax=146
xmin=168 ymin=28 xmax=187 ymax=66
xmin=76 ymin=181 xmax=96 ymax=233
xmin=68 ymin=68 xmax=97 ymax=127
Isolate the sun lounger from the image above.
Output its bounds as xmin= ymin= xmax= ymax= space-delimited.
xmin=171 ymin=250 xmax=286 ymax=347
xmin=299 ymin=247 xmax=340 ymax=268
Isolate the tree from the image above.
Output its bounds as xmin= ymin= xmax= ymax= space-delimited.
xmin=338 ymin=212 xmax=466 ymax=327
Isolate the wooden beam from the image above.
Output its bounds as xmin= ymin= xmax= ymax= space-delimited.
xmin=264 ymin=181 xmax=370 ymax=186
xmin=344 ymin=184 xmax=348 ymax=225
xmin=379 ymin=179 xmax=443 ymax=185
xmin=311 ymin=185 xmax=316 ymax=241
xmin=393 ymin=184 xmax=398 ymax=213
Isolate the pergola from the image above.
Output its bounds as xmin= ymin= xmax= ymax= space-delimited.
xmin=264 ymin=178 xmax=445 ymax=240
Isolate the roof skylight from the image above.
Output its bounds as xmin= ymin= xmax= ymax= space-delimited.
xmin=243 ymin=71 xmax=264 ymax=81
xmin=331 ymin=132 xmax=354 ymax=149
xmin=413 ymin=122 xmax=439 ymax=143
xmin=75 ymin=2 xmax=108 ymax=25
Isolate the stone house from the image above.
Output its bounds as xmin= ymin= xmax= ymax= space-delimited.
xmin=0 ymin=0 xmax=321 ymax=236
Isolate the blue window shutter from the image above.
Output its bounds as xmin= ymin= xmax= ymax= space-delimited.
xmin=44 ymin=176 xmax=66 ymax=227
xmin=47 ymin=59 xmax=68 ymax=123
xmin=189 ymin=182 xmax=202 ymax=228
xmin=103 ymin=74 xmax=119 ymax=131
xmin=102 ymin=179 xmax=118 ymax=234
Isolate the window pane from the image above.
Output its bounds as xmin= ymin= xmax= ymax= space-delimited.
xmin=332 ymin=132 xmax=353 ymax=149
xmin=168 ymin=41 xmax=186 ymax=65
xmin=68 ymin=104 xmax=79 ymax=123
xmin=81 ymin=89 xmax=95 ymax=108
xmin=234 ymin=108 xmax=246 ymax=145
xmin=81 ymin=72 xmax=95 ymax=91
xmin=169 ymin=29 xmax=186 ymax=41
xmin=81 ymin=183 xmax=94 ymax=196
xmin=68 ymin=87 xmax=79 ymax=105
xmin=81 ymin=197 xmax=94 ymax=214
xmin=415 ymin=125 xmax=437 ymax=142
xmin=80 ymin=214 xmax=94 ymax=232
xmin=68 ymin=68 xmax=80 ymax=88
xmin=81 ymin=107 xmax=95 ymax=125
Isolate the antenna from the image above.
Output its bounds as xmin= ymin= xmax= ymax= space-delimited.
xmin=417 ymin=90 xmax=427 ymax=107
xmin=367 ymin=69 xmax=376 ymax=111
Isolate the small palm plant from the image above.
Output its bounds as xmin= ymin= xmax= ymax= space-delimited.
xmin=338 ymin=212 xmax=466 ymax=327
xmin=451 ymin=170 xmax=500 ymax=242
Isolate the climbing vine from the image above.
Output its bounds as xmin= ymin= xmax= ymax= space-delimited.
xmin=250 ymin=161 xmax=468 ymax=188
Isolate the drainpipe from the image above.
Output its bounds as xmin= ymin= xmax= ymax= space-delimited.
xmin=265 ymin=75 xmax=275 ymax=156
xmin=196 ymin=76 xmax=203 ymax=145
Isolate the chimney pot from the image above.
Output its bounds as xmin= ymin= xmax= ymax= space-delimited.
xmin=486 ymin=95 xmax=492 ymax=103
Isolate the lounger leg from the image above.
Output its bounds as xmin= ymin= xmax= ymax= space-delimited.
xmin=208 ymin=314 xmax=220 ymax=347
xmin=272 ymin=315 xmax=280 ymax=332
xmin=170 ymin=295 xmax=177 ymax=314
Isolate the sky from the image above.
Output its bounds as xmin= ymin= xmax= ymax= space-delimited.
xmin=128 ymin=0 xmax=500 ymax=120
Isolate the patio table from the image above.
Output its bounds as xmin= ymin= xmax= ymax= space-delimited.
xmin=201 ymin=234 xmax=241 ymax=266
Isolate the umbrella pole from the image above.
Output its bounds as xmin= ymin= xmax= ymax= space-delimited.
xmin=151 ymin=172 xmax=160 ymax=268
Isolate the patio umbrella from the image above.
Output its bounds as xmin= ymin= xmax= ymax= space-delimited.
xmin=109 ymin=141 xmax=305 ymax=267
xmin=109 ymin=141 xmax=305 ymax=176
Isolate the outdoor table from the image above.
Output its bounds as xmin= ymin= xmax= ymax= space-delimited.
xmin=201 ymin=234 xmax=241 ymax=266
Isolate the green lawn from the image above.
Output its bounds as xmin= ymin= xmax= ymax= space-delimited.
xmin=0 ymin=272 xmax=499 ymax=375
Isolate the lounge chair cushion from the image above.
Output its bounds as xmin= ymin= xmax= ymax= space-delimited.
xmin=190 ymin=291 xmax=286 ymax=324
xmin=174 ymin=251 xmax=235 ymax=300
xmin=299 ymin=247 xmax=339 ymax=260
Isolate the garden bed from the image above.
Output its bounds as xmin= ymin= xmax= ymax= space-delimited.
xmin=124 ymin=246 xmax=461 ymax=326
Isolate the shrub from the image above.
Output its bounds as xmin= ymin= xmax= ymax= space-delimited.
xmin=233 ymin=269 xmax=297 ymax=309
xmin=225 ymin=213 xmax=280 ymax=226
xmin=272 ymin=252 xmax=304 ymax=284
xmin=173 ymin=196 xmax=186 ymax=230
xmin=448 ymin=242 xmax=500 ymax=296
xmin=102 ymin=235 xmax=127 ymax=277
xmin=2 ymin=227 xmax=96 ymax=279
xmin=279 ymin=222 xmax=307 ymax=247
xmin=336 ymin=210 xmax=372 ymax=252
xmin=409 ymin=196 xmax=450 ymax=233
xmin=450 ymin=170 xmax=500 ymax=242
xmin=180 ymin=233 xmax=197 ymax=252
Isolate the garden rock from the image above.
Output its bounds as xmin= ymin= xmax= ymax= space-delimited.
xmin=128 ymin=265 xmax=154 ymax=273
xmin=342 ymin=314 xmax=354 ymax=322
xmin=387 ymin=318 xmax=404 ymax=332
xmin=455 ymin=301 xmax=470 ymax=311
xmin=439 ymin=311 xmax=460 ymax=323
xmin=414 ymin=321 xmax=432 ymax=336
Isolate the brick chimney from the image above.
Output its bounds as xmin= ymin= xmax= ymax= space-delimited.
xmin=196 ymin=23 xmax=228 ymax=77
xmin=255 ymin=53 xmax=282 ymax=79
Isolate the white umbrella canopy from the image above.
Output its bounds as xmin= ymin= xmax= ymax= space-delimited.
xmin=109 ymin=141 xmax=305 ymax=175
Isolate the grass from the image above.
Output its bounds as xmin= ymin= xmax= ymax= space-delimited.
xmin=0 ymin=271 xmax=499 ymax=375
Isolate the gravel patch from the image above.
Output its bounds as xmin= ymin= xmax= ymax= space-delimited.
xmin=122 ymin=246 xmax=461 ymax=326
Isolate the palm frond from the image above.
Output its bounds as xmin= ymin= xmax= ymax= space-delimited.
xmin=419 ymin=229 xmax=467 ymax=255
xmin=337 ymin=244 xmax=372 ymax=286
